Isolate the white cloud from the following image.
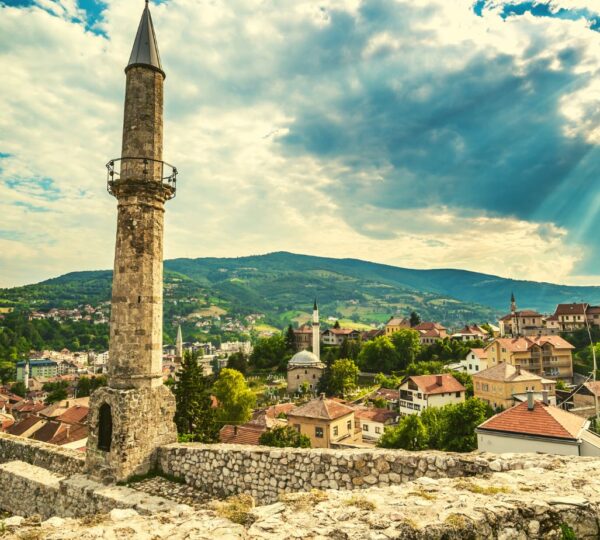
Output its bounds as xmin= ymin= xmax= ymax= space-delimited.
xmin=0 ymin=0 xmax=598 ymax=288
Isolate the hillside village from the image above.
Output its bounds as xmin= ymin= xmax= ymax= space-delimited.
xmin=3 ymin=294 xmax=600 ymax=459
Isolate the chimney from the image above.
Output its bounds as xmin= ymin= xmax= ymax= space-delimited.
xmin=234 ymin=425 xmax=238 ymax=435
xmin=436 ymin=375 xmax=443 ymax=387
xmin=542 ymin=390 xmax=549 ymax=405
xmin=527 ymin=391 xmax=534 ymax=411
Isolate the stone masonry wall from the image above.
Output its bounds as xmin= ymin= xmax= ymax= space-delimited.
xmin=0 ymin=460 xmax=186 ymax=520
xmin=158 ymin=443 xmax=568 ymax=504
xmin=0 ymin=432 xmax=85 ymax=476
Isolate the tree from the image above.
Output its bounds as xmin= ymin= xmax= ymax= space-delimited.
xmin=374 ymin=372 xmax=402 ymax=388
xmin=333 ymin=320 xmax=341 ymax=329
xmin=227 ymin=352 xmax=249 ymax=376
xmin=409 ymin=311 xmax=421 ymax=327
xmin=439 ymin=398 xmax=492 ymax=452
xmin=378 ymin=414 xmax=428 ymax=450
xmin=450 ymin=371 xmax=473 ymax=398
xmin=259 ymin=425 xmax=311 ymax=448
xmin=76 ymin=375 xmax=108 ymax=397
xmin=173 ymin=351 xmax=219 ymax=442
xmin=329 ymin=358 xmax=359 ymax=397
xmin=357 ymin=336 xmax=398 ymax=373
xmin=390 ymin=329 xmax=421 ymax=369
xmin=555 ymin=379 xmax=567 ymax=391
xmin=284 ymin=325 xmax=296 ymax=354
xmin=43 ymin=381 xmax=69 ymax=404
xmin=250 ymin=334 xmax=288 ymax=370
xmin=339 ymin=338 xmax=361 ymax=361
xmin=10 ymin=381 xmax=26 ymax=398
xmin=212 ymin=368 xmax=256 ymax=425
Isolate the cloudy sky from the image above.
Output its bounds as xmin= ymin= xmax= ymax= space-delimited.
xmin=1 ymin=0 xmax=600 ymax=288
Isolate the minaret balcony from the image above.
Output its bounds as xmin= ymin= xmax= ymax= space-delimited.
xmin=107 ymin=157 xmax=177 ymax=199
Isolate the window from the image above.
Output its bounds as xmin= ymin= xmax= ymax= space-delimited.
xmin=313 ymin=374 xmax=316 ymax=379
xmin=363 ymin=424 xmax=369 ymax=431
xmin=294 ymin=424 xmax=301 ymax=432
xmin=333 ymin=426 xmax=338 ymax=436
xmin=315 ymin=426 xmax=323 ymax=438
xmin=375 ymin=427 xmax=381 ymax=434
xmin=98 ymin=403 xmax=112 ymax=452
xmin=347 ymin=420 xmax=352 ymax=431
xmin=296 ymin=375 xmax=299 ymax=380
xmin=455 ymin=392 xmax=461 ymax=398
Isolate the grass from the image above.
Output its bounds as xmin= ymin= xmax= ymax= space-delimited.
xmin=213 ymin=494 xmax=255 ymax=526
xmin=280 ymin=489 xmax=329 ymax=511
xmin=408 ymin=488 xmax=437 ymax=501
xmin=344 ymin=495 xmax=376 ymax=511
xmin=560 ymin=523 xmax=578 ymax=540
xmin=444 ymin=513 xmax=468 ymax=529
xmin=454 ymin=480 xmax=511 ymax=495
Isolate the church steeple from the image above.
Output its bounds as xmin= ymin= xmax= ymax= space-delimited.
xmin=127 ymin=0 xmax=164 ymax=76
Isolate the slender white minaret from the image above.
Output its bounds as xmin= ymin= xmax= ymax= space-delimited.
xmin=23 ymin=359 xmax=29 ymax=392
xmin=312 ymin=300 xmax=320 ymax=360
xmin=175 ymin=325 xmax=183 ymax=360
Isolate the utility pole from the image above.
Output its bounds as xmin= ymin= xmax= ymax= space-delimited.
xmin=584 ymin=303 xmax=599 ymax=426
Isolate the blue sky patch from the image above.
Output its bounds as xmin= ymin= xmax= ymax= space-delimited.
xmin=474 ymin=1 xmax=600 ymax=32
xmin=5 ymin=177 xmax=61 ymax=201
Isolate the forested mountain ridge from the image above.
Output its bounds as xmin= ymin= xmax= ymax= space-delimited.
xmin=2 ymin=252 xmax=599 ymax=332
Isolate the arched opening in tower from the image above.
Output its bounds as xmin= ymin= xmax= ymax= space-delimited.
xmin=98 ymin=403 xmax=113 ymax=452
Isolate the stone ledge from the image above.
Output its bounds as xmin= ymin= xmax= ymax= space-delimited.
xmin=0 ymin=432 xmax=85 ymax=475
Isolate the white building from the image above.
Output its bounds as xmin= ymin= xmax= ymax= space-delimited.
xmin=477 ymin=393 xmax=600 ymax=456
xmin=355 ymin=407 xmax=397 ymax=441
xmin=398 ymin=374 xmax=466 ymax=416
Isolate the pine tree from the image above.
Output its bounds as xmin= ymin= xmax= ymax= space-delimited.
xmin=173 ymin=350 xmax=219 ymax=442
xmin=284 ymin=324 xmax=296 ymax=354
xmin=409 ymin=311 xmax=421 ymax=327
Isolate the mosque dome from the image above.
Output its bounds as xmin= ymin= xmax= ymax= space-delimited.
xmin=288 ymin=350 xmax=321 ymax=367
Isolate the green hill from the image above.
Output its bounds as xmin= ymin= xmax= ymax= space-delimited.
xmin=2 ymin=252 xmax=599 ymax=333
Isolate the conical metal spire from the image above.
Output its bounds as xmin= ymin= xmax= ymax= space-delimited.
xmin=127 ymin=1 xmax=164 ymax=76
xmin=313 ymin=299 xmax=318 ymax=311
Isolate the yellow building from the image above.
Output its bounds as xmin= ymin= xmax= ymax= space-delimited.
xmin=473 ymin=362 xmax=556 ymax=410
xmin=287 ymin=395 xmax=361 ymax=449
xmin=484 ymin=336 xmax=574 ymax=381
xmin=384 ymin=317 xmax=410 ymax=336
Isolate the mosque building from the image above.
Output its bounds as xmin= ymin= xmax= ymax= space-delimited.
xmin=287 ymin=301 xmax=325 ymax=393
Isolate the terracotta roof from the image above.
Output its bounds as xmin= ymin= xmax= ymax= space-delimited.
xmin=413 ymin=322 xmax=446 ymax=332
xmin=354 ymin=408 xmax=397 ymax=423
xmin=404 ymin=374 xmax=465 ymax=395
xmin=8 ymin=415 xmax=44 ymax=437
xmin=56 ymin=405 xmax=89 ymax=425
xmin=554 ymin=303 xmax=588 ymax=316
xmin=419 ymin=328 xmax=443 ymax=338
xmin=386 ymin=318 xmax=410 ymax=326
xmin=375 ymin=388 xmax=399 ymax=401
xmin=473 ymin=362 xmax=542 ymax=383
xmin=219 ymin=424 xmax=265 ymax=445
xmin=250 ymin=403 xmax=296 ymax=428
xmin=49 ymin=424 xmax=88 ymax=446
xmin=32 ymin=420 xmax=63 ymax=443
xmin=478 ymin=400 xmax=586 ymax=440
xmin=326 ymin=328 xmax=359 ymax=336
xmin=12 ymin=401 xmax=45 ymax=415
xmin=583 ymin=381 xmax=600 ymax=397
xmin=469 ymin=348 xmax=488 ymax=359
xmin=486 ymin=336 xmax=574 ymax=353
xmin=288 ymin=396 xmax=355 ymax=420
xmin=499 ymin=310 xmax=543 ymax=321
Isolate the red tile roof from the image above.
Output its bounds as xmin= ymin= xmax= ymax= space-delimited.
xmin=474 ymin=362 xmax=543 ymax=383
xmin=219 ymin=424 xmax=265 ymax=445
xmin=478 ymin=400 xmax=586 ymax=440
xmin=354 ymin=408 xmax=397 ymax=423
xmin=554 ymin=303 xmax=588 ymax=316
xmin=56 ymin=405 xmax=89 ymax=425
xmin=49 ymin=424 xmax=88 ymax=446
xmin=288 ymin=395 xmax=355 ymax=420
xmin=413 ymin=322 xmax=447 ymax=332
xmin=375 ymin=388 xmax=399 ymax=401
xmin=499 ymin=310 xmax=543 ymax=321
xmin=469 ymin=348 xmax=488 ymax=359
xmin=8 ymin=415 xmax=45 ymax=437
xmin=405 ymin=374 xmax=465 ymax=395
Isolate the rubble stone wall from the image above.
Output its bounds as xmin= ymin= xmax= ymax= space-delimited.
xmin=0 ymin=460 xmax=186 ymax=520
xmin=0 ymin=432 xmax=85 ymax=475
xmin=158 ymin=443 xmax=566 ymax=504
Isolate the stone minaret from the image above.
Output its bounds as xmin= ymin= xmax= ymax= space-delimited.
xmin=175 ymin=324 xmax=183 ymax=360
xmin=86 ymin=0 xmax=177 ymax=483
xmin=312 ymin=300 xmax=320 ymax=360
xmin=23 ymin=359 xmax=29 ymax=392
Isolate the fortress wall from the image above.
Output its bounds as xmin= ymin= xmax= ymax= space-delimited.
xmin=0 ymin=432 xmax=85 ymax=475
xmin=158 ymin=443 xmax=568 ymax=504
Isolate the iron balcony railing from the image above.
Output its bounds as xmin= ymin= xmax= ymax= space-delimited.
xmin=106 ymin=157 xmax=177 ymax=199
